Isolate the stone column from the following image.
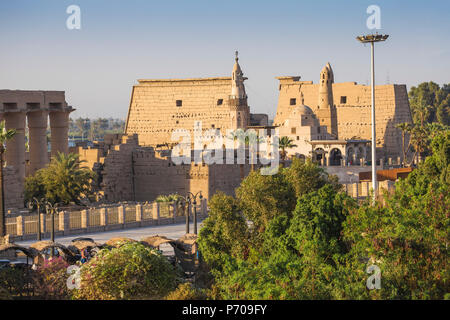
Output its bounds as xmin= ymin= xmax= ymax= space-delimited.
xmin=172 ymin=203 xmax=177 ymax=219
xmin=49 ymin=111 xmax=69 ymax=158
xmin=353 ymin=183 xmax=359 ymax=199
xmin=135 ymin=204 xmax=143 ymax=222
xmin=81 ymin=209 xmax=89 ymax=229
xmin=16 ymin=215 xmax=24 ymax=236
xmin=118 ymin=205 xmax=125 ymax=224
xmin=100 ymin=208 xmax=108 ymax=226
xmin=58 ymin=211 xmax=70 ymax=232
xmin=362 ymin=182 xmax=370 ymax=197
xmin=27 ymin=110 xmax=49 ymax=174
xmin=152 ymin=202 xmax=160 ymax=224
xmin=4 ymin=112 xmax=26 ymax=180
xmin=40 ymin=213 xmax=46 ymax=235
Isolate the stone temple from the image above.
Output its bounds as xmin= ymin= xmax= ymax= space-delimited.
xmin=125 ymin=53 xmax=268 ymax=147
xmin=1 ymin=54 xmax=413 ymax=209
xmin=0 ymin=90 xmax=74 ymax=209
xmin=274 ymin=62 xmax=412 ymax=163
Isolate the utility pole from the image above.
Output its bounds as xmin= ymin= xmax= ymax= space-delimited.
xmin=356 ymin=33 xmax=389 ymax=201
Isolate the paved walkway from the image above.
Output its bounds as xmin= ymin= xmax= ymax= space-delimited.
xmin=16 ymin=220 xmax=204 ymax=255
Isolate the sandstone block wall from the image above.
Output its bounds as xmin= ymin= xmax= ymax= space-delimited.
xmin=78 ymin=134 xmax=255 ymax=203
xmin=3 ymin=165 xmax=24 ymax=210
xmin=125 ymin=78 xmax=249 ymax=147
xmin=274 ymin=78 xmax=413 ymax=158
xmin=101 ymin=135 xmax=138 ymax=201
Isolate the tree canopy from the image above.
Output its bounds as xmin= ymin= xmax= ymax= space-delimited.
xmin=24 ymin=152 xmax=96 ymax=205
xmin=197 ymin=132 xmax=450 ymax=299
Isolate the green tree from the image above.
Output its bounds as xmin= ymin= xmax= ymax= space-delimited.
xmin=25 ymin=152 xmax=96 ymax=205
xmin=0 ymin=120 xmax=16 ymax=236
xmin=285 ymin=158 xmax=340 ymax=198
xmin=198 ymin=159 xmax=349 ymax=299
xmin=437 ymin=94 xmax=450 ymax=126
xmin=340 ymin=131 xmax=449 ymax=299
xmin=395 ymin=122 xmax=412 ymax=166
xmin=409 ymin=82 xmax=450 ymax=126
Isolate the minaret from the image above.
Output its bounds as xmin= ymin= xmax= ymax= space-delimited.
xmin=316 ymin=62 xmax=338 ymax=138
xmin=229 ymin=51 xmax=249 ymax=130
xmin=231 ymin=51 xmax=247 ymax=99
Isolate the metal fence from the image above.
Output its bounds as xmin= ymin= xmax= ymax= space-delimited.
xmin=142 ymin=204 xmax=153 ymax=220
xmin=70 ymin=211 xmax=82 ymax=229
xmin=23 ymin=215 xmax=38 ymax=235
xmin=89 ymin=208 xmax=102 ymax=227
xmin=5 ymin=199 xmax=209 ymax=240
xmin=5 ymin=217 xmax=17 ymax=236
xmin=107 ymin=206 xmax=119 ymax=225
xmin=124 ymin=205 xmax=136 ymax=223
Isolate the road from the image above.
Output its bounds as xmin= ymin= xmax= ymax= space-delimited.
xmin=15 ymin=220 xmax=204 ymax=255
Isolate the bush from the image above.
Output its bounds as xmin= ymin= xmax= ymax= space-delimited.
xmin=165 ymin=282 xmax=206 ymax=300
xmin=73 ymin=242 xmax=179 ymax=300
xmin=0 ymin=286 xmax=12 ymax=300
xmin=0 ymin=264 xmax=33 ymax=298
xmin=33 ymin=257 xmax=71 ymax=299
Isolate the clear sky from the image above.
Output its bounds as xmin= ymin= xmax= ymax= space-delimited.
xmin=0 ymin=0 xmax=449 ymax=120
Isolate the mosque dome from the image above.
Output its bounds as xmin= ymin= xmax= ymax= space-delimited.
xmin=291 ymin=104 xmax=314 ymax=116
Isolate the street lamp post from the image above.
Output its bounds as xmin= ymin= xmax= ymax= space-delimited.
xmin=356 ymin=33 xmax=389 ymax=201
xmin=27 ymin=197 xmax=45 ymax=241
xmin=177 ymin=191 xmax=203 ymax=235
xmin=44 ymin=201 xmax=59 ymax=244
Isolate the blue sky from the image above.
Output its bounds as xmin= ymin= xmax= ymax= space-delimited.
xmin=0 ymin=0 xmax=449 ymax=120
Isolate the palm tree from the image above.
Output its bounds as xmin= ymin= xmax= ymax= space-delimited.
xmin=396 ymin=122 xmax=412 ymax=166
xmin=279 ymin=136 xmax=297 ymax=161
xmin=0 ymin=120 xmax=16 ymax=237
xmin=75 ymin=117 xmax=86 ymax=141
xmin=26 ymin=152 xmax=96 ymax=206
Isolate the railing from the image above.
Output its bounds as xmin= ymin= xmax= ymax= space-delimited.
xmin=343 ymin=180 xmax=395 ymax=200
xmin=5 ymin=199 xmax=209 ymax=242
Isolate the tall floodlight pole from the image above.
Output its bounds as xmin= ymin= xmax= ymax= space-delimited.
xmin=356 ymin=33 xmax=389 ymax=201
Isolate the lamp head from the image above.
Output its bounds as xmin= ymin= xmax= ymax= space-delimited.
xmin=356 ymin=34 xmax=389 ymax=43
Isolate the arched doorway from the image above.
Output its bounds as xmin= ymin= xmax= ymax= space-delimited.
xmin=329 ymin=148 xmax=342 ymax=166
xmin=347 ymin=147 xmax=354 ymax=165
xmin=314 ymin=148 xmax=325 ymax=162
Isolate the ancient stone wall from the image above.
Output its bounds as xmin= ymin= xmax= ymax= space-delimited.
xmin=3 ymin=165 xmax=24 ymax=210
xmin=125 ymin=78 xmax=250 ymax=147
xmin=77 ymin=133 xmax=255 ymax=202
xmin=101 ymin=135 xmax=138 ymax=202
xmin=132 ymin=148 xmax=252 ymax=201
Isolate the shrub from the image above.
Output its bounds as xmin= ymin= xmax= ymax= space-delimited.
xmin=0 ymin=286 xmax=12 ymax=300
xmin=73 ymin=242 xmax=179 ymax=300
xmin=0 ymin=264 xmax=33 ymax=298
xmin=165 ymin=282 xmax=206 ymax=300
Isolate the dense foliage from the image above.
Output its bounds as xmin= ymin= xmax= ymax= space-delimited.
xmin=394 ymin=82 xmax=450 ymax=166
xmin=198 ymin=159 xmax=354 ymax=299
xmin=198 ymin=133 xmax=450 ymax=299
xmin=165 ymin=282 xmax=206 ymax=300
xmin=341 ymin=131 xmax=449 ymax=299
xmin=0 ymin=263 xmax=33 ymax=299
xmin=409 ymin=82 xmax=449 ymax=126
xmin=70 ymin=117 xmax=125 ymax=141
xmin=73 ymin=242 xmax=179 ymax=300
xmin=24 ymin=152 xmax=96 ymax=205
